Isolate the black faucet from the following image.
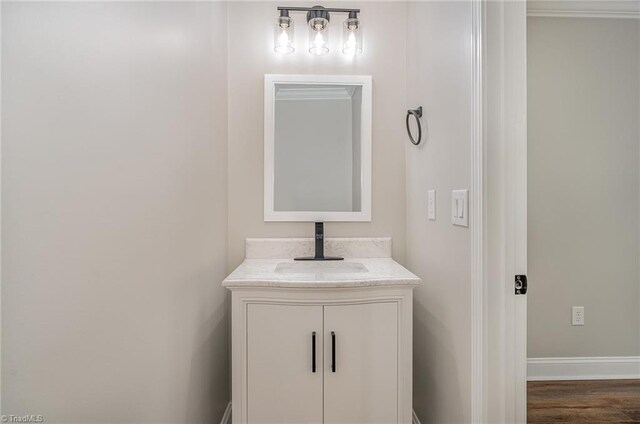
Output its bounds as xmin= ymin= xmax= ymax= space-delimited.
xmin=295 ymin=222 xmax=344 ymax=261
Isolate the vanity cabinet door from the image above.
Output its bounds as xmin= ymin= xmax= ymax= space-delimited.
xmin=323 ymin=302 xmax=398 ymax=424
xmin=247 ymin=304 xmax=323 ymax=424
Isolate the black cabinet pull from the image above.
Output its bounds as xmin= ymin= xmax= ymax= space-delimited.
xmin=331 ymin=331 xmax=336 ymax=373
xmin=312 ymin=332 xmax=316 ymax=373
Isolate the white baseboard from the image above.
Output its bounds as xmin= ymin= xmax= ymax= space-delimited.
xmin=412 ymin=408 xmax=421 ymax=424
xmin=528 ymin=356 xmax=640 ymax=381
xmin=220 ymin=402 xmax=232 ymax=424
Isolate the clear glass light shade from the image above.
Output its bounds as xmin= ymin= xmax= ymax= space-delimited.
xmin=274 ymin=16 xmax=294 ymax=54
xmin=308 ymin=17 xmax=329 ymax=56
xmin=342 ymin=18 xmax=362 ymax=55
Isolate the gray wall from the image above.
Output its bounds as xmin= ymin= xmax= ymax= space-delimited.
xmin=227 ymin=1 xmax=408 ymax=269
xmin=1 ymin=2 xmax=230 ymax=422
xmin=527 ymin=17 xmax=640 ymax=358
xmin=406 ymin=2 xmax=472 ymax=422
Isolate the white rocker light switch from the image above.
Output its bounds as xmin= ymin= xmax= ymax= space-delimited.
xmin=451 ymin=190 xmax=469 ymax=227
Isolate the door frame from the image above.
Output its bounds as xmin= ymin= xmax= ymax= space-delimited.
xmin=479 ymin=0 xmax=528 ymax=422
xmin=470 ymin=0 xmax=486 ymax=422
xmin=480 ymin=2 xmax=640 ymax=423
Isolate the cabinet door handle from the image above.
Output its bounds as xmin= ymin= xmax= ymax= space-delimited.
xmin=331 ymin=331 xmax=336 ymax=373
xmin=312 ymin=332 xmax=317 ymax=373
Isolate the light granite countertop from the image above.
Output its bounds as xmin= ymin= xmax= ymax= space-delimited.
xmin=222 ymin=258 xmax=421 ymax=289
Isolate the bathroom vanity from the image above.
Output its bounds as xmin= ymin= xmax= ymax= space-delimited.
xmin=223 ymin=238 xmax=421 ymax=424
xmin=228 ymin=74 xmax=421 ymax=422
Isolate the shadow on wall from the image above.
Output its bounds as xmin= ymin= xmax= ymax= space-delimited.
xmin=413 ymin=300 xmax=464 ymax=424
xmin=186 ymin=290 xmax=230 ymax=423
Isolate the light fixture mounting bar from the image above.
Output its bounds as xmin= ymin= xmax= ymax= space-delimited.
xmin=277 ymin=6 xmax=360 ymax=14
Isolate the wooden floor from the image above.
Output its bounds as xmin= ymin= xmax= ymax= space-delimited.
xmin=528 ymin=380 xmax=640 ymax=423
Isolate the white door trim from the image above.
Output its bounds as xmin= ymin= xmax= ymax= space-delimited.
xmin=470 ymin=0 xmax=485 ymax=422
xmin=483 ymin=0 xmax=528 ymax=423
xmin=0 ymin=0 xmax=4 ymax=414
xmin=504 ymin=1 xmax=528 ymax=421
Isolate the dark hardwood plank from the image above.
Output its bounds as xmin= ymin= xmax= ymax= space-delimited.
xmin=528 ymin=380 xmax=640 ymax=423
xmin=528 ymin=395 xmax=611 ymax=409
xmin=623 ymin=409 xmax=640 ymax=421
xmin=528 ymin=406 xmax=633 ymax=422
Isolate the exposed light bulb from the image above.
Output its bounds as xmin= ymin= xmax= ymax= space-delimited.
xmin=344 ymin=32 xmax=357 ymax=54
xmin=311 ymin=32 xmax=326 ymax=55
xmin=275 ymin=30 xmax=291 ymax=54
xmin=342 ymin=16 xmax=362 ymax=56
xmin=308 ymin=16 xmax=329 ymax=56
xmin=274 ymin=13 xmax=294 ymax=54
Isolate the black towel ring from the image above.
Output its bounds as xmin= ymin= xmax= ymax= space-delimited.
xmin=406 ymin=106 xmax=423 ymax=146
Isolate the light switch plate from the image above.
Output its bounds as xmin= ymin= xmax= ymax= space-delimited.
xmin=428 ymin=190 xmax=436 ymax=220
xmin=451 ymin=190 xmax=469 ymax=227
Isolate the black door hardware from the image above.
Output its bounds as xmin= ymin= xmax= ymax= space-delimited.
xmin=331 ymin=331 xmax=336 ymax=372
xmin=515 ymin=275 xmax=527 ymax=295
xmin=312 ymin=331 xmax=316 ymax=373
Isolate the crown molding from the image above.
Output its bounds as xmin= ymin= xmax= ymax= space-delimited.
xmin=528 ymin=0 xmax=640 ymax=18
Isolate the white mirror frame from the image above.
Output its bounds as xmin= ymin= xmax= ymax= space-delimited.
xmin=264 ymin=74 xmax=372 ymax=222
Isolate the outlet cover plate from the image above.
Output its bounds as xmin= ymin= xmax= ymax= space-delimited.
xmin=572 ymin=306 xmax=585 ymax=326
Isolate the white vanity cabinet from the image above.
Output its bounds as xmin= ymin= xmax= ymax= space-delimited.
xmin=322 ymin=302 xmax=399 ymax=424
xmin=246 ymin=303 xmax=324 ymax=423
xmin=223 ymin=241 xmax=420 ymax=424
xmin=246 ymin=301 xmax=399 ymax=424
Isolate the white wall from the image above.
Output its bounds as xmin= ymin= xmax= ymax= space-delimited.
xmin=1 ymin=3 xmax=484 ymax=423
xmin=527 ymin=17 xmax=640 ymax=358
xmin=1 ymin=2 xmax=230 ymax=422
xmin=405 ymin=2 xmax=473 ymax=422
xmin=227 ymin=1 xmax=408 ymax=269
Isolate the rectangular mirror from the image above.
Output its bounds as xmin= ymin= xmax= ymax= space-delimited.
xmin=264 ymin=74 xmax=372 ymax=221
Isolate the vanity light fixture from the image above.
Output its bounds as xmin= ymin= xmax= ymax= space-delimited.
xmin=275 ymin=6 xmax=362 ymax=56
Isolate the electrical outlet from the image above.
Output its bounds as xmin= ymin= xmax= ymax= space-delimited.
xmin=572 ymin=306 xmax=585 ymax=326
xmin=428 ymin=190 xmax=436 ymax=220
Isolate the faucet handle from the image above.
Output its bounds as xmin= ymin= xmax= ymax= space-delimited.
xmin=294 ymin=221 xmax=342 ymax=261
xmin=315 ymin=222 xmax=324 ymax=240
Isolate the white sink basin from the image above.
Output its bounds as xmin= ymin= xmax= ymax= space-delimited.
xmin=275 ymin=261 xmax=368 ymax=274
